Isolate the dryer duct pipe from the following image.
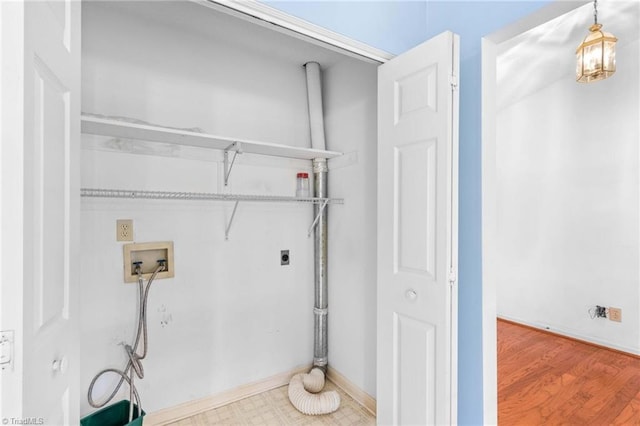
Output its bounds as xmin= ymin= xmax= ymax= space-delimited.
xmin=305 ymin=61 xmax=329 ymax=371
xmin=312 ymin=157 xmax=328 ymax=369
xmin=287 ymin=62 xmax=340 ymax=416
xmin=305 ymin=61 xmax=327 ymax=152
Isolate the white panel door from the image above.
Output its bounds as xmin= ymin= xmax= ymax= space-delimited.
xmin=0 ymin=0 xmax=80 ymax=423
xmin=377 ymin=31 xmax=459 ymax=425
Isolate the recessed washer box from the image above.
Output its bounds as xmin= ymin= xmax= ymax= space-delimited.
xmin=123 ymin=241 xmax=174 ymax=283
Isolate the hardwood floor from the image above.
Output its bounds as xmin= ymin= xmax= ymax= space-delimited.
xmin=498 ymin=319 xmax=640 ymax=425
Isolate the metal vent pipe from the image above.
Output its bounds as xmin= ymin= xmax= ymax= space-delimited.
xmin=287 ymin=61 xmax=339 ymax=417
xmin=304 ymin=61 xmax=329 ymax=371
xmin=312 ymin=157 xmax=328 ymax=369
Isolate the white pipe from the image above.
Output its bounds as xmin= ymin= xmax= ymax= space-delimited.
xmin=304 ymin=62 xmax=326 ymax=151
xmin=288 ymin=368 xmax=341 ymax=415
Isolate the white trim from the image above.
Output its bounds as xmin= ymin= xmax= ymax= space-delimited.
xmin=0 ymin=0 xmax=26 ymax=417
xmin=481 ymin=2 xmax=591 ymax=425
xmin=326 ymin=367 xmax=376 ymax=416
xmin=193 ymin=0 xmax=394 ymax=64
xmin=480 ymin=35 xmax=498 ymax=426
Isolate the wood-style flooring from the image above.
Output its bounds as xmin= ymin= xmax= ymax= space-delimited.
xmin=498 ymin=319 xmax=640 ymax=425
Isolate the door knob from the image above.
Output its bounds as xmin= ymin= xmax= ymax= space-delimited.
xmin=405 ymin=289 xmax=417 ymax=301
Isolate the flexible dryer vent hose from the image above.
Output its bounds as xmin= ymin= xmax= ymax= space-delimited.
xmin=288 ymin=368 xmax=341 ymax=415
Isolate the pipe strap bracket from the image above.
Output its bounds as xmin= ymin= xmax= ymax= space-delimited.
xmin=312 ymin=158 xmax=328 ymax=173
xmin=313 ymin=357 xmax=328 ymax=366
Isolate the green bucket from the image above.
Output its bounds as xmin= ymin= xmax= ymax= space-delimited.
xmin=80 ymin=400 xmax=145 ymax=426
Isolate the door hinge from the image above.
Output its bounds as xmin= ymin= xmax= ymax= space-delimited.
xmin=449 ymin=75 xmax=458 ymax=91
xmin=448 ymin=269 xmax=457 ymax=286
xmin=0 ymin=330 xmax=14 ymax=371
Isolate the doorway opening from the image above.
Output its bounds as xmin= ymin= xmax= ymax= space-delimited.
xmin=482 ymin=0 xmax=640 ymax=423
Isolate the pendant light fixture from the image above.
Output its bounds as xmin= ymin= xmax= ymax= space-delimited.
xmin=576 ymin=0 xmax=617 ymax=83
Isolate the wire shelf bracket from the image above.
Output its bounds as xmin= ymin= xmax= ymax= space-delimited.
xmin=225 ymin=201 xmax=240 ymax=240
xmin=223 ymin=142 xmax=242 ymax=186
xmin=307 ymin=199 xmax=329 ymax=237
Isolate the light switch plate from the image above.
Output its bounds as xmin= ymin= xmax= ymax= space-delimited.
xmin=0 ymin=330 xmax=14 ymax=371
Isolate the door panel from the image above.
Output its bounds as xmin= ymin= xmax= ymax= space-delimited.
xmin=395 ymin=139 xmax=437 ymax=277
xmin=393 ymin=313 xmax=436 ymax=425
xmin=24 ymin=1 xmax=79 ymax=421
xmin=1 ymin=0 xmax=80 ymax=422
xmin=33 ymin=57 xmax=70 ymax=329
xmin=394 ymin=64 xmax=438 ymax=123
xmin=378 ymin=31 xmax=459 ymax=426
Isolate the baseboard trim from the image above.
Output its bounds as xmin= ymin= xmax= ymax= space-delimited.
xmin=498 ymin=317 xmax=640 ymax=359
xmin=145 ymin=364 xmax=312 ymax=425
xmin=326 ymin=367 xmax=376 ymax=416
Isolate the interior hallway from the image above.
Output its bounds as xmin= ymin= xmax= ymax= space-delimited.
xmin=498 ymin=319 xmax=640 ymax=424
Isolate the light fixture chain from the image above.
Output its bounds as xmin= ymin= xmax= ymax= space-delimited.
xmin=594 ymin=0 xmax=598 ymax=25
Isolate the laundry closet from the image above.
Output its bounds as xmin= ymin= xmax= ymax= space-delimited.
xmin=1 ymin=0 xmax=459 ymax=422
xmin=79 ymin=0 xmax=380 ymax=418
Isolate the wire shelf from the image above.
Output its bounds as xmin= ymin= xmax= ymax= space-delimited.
xmin=80 ymin=188 xmax=343 ymax=204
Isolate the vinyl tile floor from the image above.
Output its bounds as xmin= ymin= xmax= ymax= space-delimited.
xmin=167 ymin=380 xmax=375 ymax=425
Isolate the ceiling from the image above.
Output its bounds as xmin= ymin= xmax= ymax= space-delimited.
xmin=497 ymin=0 xmax=640 ymax=110
xmin=83 ymin=1 xmax=358 ymax=69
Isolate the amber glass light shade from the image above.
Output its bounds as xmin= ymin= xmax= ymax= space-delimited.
xmin=576 ymin=23 xmax=617 ymax=83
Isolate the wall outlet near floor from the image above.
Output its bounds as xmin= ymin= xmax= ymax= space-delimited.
xmin=117 ymin=219 xmax=134 ymax=241
xmin=609 ymin=307 xmax=622 ymax=322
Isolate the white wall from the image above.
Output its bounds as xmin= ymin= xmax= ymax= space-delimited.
xmin=324 ymin=60 xmax=378 ymax=397
xmin=496 ymin=39 xmax=640 ymax=354
xmin=80 ymin=2 xmax=377 ymax=415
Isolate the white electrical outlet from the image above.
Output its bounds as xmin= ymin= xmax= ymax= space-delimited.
xmin=117 ymin=219 xmax=133 ymax=241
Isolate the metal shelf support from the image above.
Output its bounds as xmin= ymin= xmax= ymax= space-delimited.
xmin=307 ymin=199 xmax=329 ymax=237
xmin=225 ymin=201 xmax=240 ymax=240
xmin=224 ymin=142 xmax=242 ymax=186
